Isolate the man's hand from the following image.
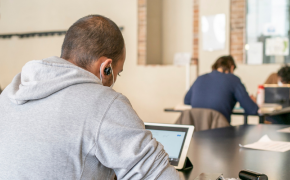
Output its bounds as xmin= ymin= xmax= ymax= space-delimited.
xmin=250 ymin=95 xmax=256 ymax=103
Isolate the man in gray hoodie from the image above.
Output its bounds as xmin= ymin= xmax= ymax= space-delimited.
xmin=0 ymin=15 xmax=181 ymax=180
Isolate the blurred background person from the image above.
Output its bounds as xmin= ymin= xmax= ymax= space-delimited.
xmin=265 ymin=65 xmax=290 ymax=85
xmin=184 ymin=55 xmax=259 ymax=123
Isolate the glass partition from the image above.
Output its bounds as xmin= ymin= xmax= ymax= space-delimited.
xmin=246 ymin=0 xmax=290 ymax=64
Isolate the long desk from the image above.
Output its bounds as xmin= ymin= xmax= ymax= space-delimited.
xmin=178 ymin=125 xmax=290 ymax=180
xmin=164 ymin=108 xmax=267 ymax=124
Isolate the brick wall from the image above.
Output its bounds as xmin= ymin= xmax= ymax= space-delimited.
xmin=138 ymin=0 xmax=147 ymax=65
xmin=230 ymin=0 xmax=246 ymax=63
xmin=193 ymin=0 xmax=199 ymax=62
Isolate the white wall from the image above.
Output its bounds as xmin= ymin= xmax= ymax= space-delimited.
xmin=199 ymin=0 xmax=231 ymax=75
xmin=162 ymin=0 xmax=193 ymax=65
xmin=0 ymin=0 xmax=196 ymax=124
xmin=116 ymin=65 xmax=196 ymax=123
xmin=0 ymin=36 xmax=64 ymax=86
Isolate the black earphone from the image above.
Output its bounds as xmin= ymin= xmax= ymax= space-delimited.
xmin=104 ymin=67 xmax=112 ymax=75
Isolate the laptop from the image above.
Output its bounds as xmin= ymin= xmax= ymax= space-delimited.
xmin=145 ymin=123 xmax=194 ymax=169
xmin=264 ymin=86 xmax=290 ymax=108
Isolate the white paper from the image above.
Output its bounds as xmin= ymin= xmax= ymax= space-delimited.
xmin=240 ymin=135 xmax=290 ymax=152
xmin=174 ymin=53 xmax=191 ymax=66
xmin=265 ymin=37 xmax=289 ymax=56
xmin=259 ymin=103 xmax=282 ymax=114
xmin=247 ymin=42 xmax=263 ymax=64
xmin=277 ymin=127 xmax=290 ymax=133
xmin=202 ymin=14 xmax=226 ymax=51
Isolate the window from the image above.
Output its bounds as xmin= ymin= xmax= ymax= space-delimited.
xmin=246 ymin=0 xmax=290 ymax=64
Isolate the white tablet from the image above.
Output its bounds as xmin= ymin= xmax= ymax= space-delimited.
xmin=145 ymin=123 xmax=194 ymax=170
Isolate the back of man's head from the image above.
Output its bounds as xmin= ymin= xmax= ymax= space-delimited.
xmin=61 ymin=15 xmax=124 ymax=69
xmin=278 ymin=65 xmax=290 ymax=84
xmin=212 ymin=55 xmax=236 ymax=73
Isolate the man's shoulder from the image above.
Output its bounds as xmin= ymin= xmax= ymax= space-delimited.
xmin=75 ymin=84 xmax=131 ymax=106
xmin=62 ymin=83 xmax=123 ymax=107
xmin=195 ymin=73 xmax=211 ymax=81
xmin=227 ymin=73 xmax=241 ymax=82
xmin=71 ymin=83 xmax=119 ymax=96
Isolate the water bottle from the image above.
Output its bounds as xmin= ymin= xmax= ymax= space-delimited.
xmin=256 ymin=85 xmax=265 ymax=106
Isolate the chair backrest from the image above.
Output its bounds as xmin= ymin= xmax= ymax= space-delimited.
xmin=175 ymin=108 xmax=230 ymax=132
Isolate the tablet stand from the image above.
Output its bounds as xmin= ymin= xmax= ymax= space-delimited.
xmin=180 ymin=157 xmax=193 ymax=171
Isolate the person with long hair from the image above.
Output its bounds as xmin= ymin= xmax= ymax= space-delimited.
xmin=184 ymin=55 xmax=258 ymax=123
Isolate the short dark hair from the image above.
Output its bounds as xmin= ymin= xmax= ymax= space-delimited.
xmin=61 ymin=15 xmax=124 ymax=69
xmin=278 ymin=65 xmax=290 ymax=83
xmin=212 ymin=55 xmax=237 ymax=73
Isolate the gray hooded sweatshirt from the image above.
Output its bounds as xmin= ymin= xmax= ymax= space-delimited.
xmin=0 ymin=56 xmax=181 ymax=180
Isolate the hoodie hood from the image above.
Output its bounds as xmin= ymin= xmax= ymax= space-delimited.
xmin=6 ymin=56 xmax=101 ymax=105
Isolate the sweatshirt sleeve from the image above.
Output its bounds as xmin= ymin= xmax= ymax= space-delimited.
xmin=234 ymin=79 xmax=259 ymax=115
xmin=95 ymin=94 xmax=181 ymax=180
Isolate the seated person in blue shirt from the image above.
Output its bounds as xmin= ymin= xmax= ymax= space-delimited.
xmin=184 ymin=55 xmax=259 ymax=123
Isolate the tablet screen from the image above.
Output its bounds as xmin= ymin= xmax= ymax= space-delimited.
xmin=145 ymin=125 xmax=188 ymax=166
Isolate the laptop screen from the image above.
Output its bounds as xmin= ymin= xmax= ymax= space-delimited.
xmin=265 ymin=87 xmax=290 ymax=108
xmin=145 ymin=125 xmax=188 ymax=166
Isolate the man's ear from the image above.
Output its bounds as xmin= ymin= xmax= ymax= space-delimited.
xmin=86 ymin=57 xmax=112 ymax=79
xmin=100 ymin=58 xmax=113 ymax=77
xmin=230 ymin=65 xmax=235 ymax=73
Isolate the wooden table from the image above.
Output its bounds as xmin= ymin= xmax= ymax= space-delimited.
xmin=178 ymin=124 xmax=290 ymax=180
xmin=164 ymin=108 xmax=267 ymax=125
